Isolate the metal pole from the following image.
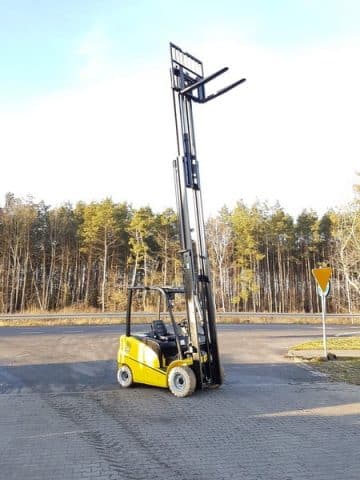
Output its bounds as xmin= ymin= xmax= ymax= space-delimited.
xmin=321 ymin=293 xmax=327 ymax=358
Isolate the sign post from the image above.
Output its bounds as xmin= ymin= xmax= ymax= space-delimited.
xmin=320 ymin=286 xmax=328 ymax=358
xmin=312 ymin=267 xmax=332 ymax=358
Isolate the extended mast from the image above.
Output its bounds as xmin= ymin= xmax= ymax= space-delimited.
xmin=170 ymin=43 xmax=246 ymax=386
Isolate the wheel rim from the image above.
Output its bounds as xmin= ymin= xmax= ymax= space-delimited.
xmin=120 ymin=370 xmax=129 ymax=383
xmin=173 ymin=372 xmax=186 ymax=392
xmin=117 ymin=366 xmax=131 ymax=386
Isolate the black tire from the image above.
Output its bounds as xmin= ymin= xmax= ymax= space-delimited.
xmin=117 ymin=365 xmax=133 ymax=388
xmin=168 ymin=366 xmax=196 ymax=398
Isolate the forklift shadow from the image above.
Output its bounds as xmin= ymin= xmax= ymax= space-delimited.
xmin=0 ymin=359 xmax=119 ymax=394
xmin=0 ymin=357 xmax=231 ymax=396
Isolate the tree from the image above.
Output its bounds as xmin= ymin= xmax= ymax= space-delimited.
xmin=0 ymin=195 xmax=37 ymax=312
xmin=331 ymin=205 xmax=360 ymax=313
xmin=2 ymin=191 xmax=360 ymax=315
xmin=80 ymin=199 xmax=121 ymax=312
xmin=264 ymin=204 xmax=294 ymax=312
xmin=128 ymin=207 xmax=157 ymax=285
xmin=154 ymin=208 xmax=180 ymax=286
xmin=207 ymin=207 xmax=233 ymax=311
xmin=294 ymin=210 xmax=320 ymax=312
xmin=230 ymin=202 xmax=265 ymax=311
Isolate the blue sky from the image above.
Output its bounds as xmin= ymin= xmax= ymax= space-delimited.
xmin=2 ymin=1 xmax=358 ymax=102
xmin=1 ymin=0 xmax=360 ymax=217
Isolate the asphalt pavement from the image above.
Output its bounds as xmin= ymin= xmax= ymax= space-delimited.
xmin=0 ymin=324 xmax=359 ymax=479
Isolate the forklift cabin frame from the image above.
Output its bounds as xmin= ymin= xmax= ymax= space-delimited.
xmin=125 ymin=286 xmax=186 ymax=361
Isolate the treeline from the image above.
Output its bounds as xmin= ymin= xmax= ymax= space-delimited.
xmin=1 ymin=192 xmax=359 ymax=314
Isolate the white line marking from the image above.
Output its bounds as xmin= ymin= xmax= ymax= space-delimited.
xmin=20 ymin=331 xmax=45 ymax=335
xmin=0 ymin=389 xmax=117 ymax=397
xmin=297 ymin=362 xmax=328 ymax=377
xmin=335 ymin=331 xmax=360 ymax=337
xmin=19 ymin=430 xmax=93 ymax=439
xmin=231 ymin=382 xmax=329 ymax=387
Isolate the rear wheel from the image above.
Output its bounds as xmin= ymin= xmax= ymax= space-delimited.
xmin=168 ymin=366 xmax=196 ymax=398
xmin=117 ymin=365 xmax=133 ymax=388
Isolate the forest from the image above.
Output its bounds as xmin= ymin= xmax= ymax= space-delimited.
xmin=1 ymin=192 xmax=359 ymax=314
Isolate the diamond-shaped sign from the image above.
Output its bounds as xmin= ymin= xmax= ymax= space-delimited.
xmin=312 ymin=267 xmax=332 ymax=292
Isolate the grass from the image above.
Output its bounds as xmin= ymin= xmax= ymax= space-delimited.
xmin=311 ymin=359 xmax=360 ymax=385
xmin=289 ymin=337 xmax=360 ymax=385
xmin=291 ymin=337 xmax=360 ymax=351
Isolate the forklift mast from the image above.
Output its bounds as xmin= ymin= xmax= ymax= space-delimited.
xmin=169 ymin=43 xmax=246 ymax=386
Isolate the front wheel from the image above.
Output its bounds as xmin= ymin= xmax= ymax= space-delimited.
xmin=168 ymin=366 xmax=196 ymax=398
xmin=117 ymin=365 xmax=133 ymax=388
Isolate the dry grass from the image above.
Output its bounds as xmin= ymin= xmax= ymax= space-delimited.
xmin=290 ymin=337 xmax=360 ymax=385
xmin=1 ymin=313 xmax=360 ymax=328
xmin=0 ymin=313 xmax=172 ymax=328
xmin=215 ymin=315 xmax=360 ymax=325
xmin=311 ymin=358 xmax=360 ymax=385
xmin=0 ymin=317 xmax=124 ymax=328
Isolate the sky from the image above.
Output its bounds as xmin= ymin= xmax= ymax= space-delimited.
xmin=1 ymin=0 xmax=360 ymax=219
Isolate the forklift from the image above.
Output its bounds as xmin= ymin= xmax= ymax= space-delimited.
xmin=117 ymin=43 xmax=246 ymax=397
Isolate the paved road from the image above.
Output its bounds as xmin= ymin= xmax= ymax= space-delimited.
xmin=0 ymin=324 xmax=359 ymax=480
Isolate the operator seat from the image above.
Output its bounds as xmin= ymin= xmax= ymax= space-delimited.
xmin=152 ymin=320 xmax=170 ymax=339
xmin=149 ymin=320 xmax=179 ymax=360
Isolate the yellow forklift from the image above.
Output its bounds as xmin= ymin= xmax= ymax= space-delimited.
xmin=117 ymin=286 xmax=203 ymax=397
xmin=117 ymin=43 xmax=246 ymax=397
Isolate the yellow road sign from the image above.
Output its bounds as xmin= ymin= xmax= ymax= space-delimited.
xmin=312 ymin=267 xmax=332 ymax=292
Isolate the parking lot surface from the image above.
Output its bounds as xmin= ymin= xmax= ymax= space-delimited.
xmin=0 ymin=324 xmax=359 ymax=480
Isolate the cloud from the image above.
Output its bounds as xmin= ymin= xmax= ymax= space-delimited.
xmin=194 ymin=36 xmax=360 ymax=216
xmin=0 ymin=60 xmax=176 ymax=210
xmin=1 ymin=36 xmax=359 ymax=219
xmin=75 ymin=26 xmax=114 ymax=81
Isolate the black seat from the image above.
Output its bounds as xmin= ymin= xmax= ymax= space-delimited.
xmin=152 ymin=320 xmax=169 ymax=338
xmin=143 ymin=320 xmax=178 ymax=362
